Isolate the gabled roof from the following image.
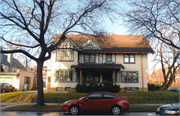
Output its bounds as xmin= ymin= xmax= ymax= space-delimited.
xmin=54 ymin=34 xmax=154 ymax=53
xmin=1 ymin=54 xmax=26 ymax=70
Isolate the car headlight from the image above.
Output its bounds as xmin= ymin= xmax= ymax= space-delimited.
xmin=157 ymin=107 xmax=160 ymax=111
xmin=63 ymin=101 xmax=69 ymax=105
xmin=164 ymin=110 xmax=179 ymax=114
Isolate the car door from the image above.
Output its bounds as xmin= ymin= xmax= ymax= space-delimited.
xmin=6 ymin=83 xmax=12 ymax=92
xmin=101 ymin=93 xmax=117 ymax=111
xmin=80 ymin=93 xmax=102 ymax=111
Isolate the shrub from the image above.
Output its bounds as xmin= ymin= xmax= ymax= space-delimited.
xmin=148 ymin=84 xmax=156 ymax=91
xmin=112 ymin=84 xmax=120 ymax=93
xmin=75 ymin=83 xmax=82 ymax=92
xmin=75 ymin=83 xmax=121 ymax=93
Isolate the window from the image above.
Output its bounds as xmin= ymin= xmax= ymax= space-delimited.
xmin=106 ymin=54 xmax=112 ymax=62
xmin=124 ymin=54 xmax=135 ymax=63
xmin=56 ymin=70 xmax=74 ymax=82
xmin=103 ymin=94 xmax=116 ymax=99
xmin=121 ymin=72 xmax=138 ymax=83
xmin=88 ymin=93 xmax=102 ymax=100
xmin=85 ymin=54 xmax=89 ymax=63
xmin=24 ymin=77 xmax=31 ymax=84
xmin=84 ymin=54 xmax=95 ymax=63
xmin=56 ymin=49 xmax=74 ymax=62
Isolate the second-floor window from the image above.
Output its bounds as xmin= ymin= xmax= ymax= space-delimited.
xmin=84 ymin=54 xmax=95 ymax=63
xmin=124 ymin=54 xmax=135 ymax=63
xmin=56 ymin=49 xmax=74 ymax=62
xmin=106 ymin=54 xmax=112 ymax=62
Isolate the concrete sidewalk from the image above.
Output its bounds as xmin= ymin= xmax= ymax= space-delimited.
xmin=0 ymin=102 xmax=169 ymax=112
xmin=0 ymin=102 xmax=62 ymax=111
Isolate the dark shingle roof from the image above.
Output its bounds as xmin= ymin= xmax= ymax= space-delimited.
xmin=71 ymin=64 xmax=124 ymax=69
xmin=1 ymin=54 xmax=26 ymax=70
xmin=80 ymin=48 xmax=154 ymax=53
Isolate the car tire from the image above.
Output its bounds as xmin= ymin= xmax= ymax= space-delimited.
xmin=111 ymin=106 xmax=121 ymax=115
xmin=2 ymin=89 xmax=5 ymax=93
xmin=69 ymin=106 xmax=79 ymax=115
xmin=12 ymin=89 xmax=15 ymax=92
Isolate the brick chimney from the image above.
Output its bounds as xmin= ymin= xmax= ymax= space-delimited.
xmin=7 ymin=53 xmax=13 ymax=72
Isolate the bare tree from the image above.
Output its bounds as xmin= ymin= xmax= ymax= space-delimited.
xmin=151 ymin=40 xmax=180 ymax=90
xmin=0 ymin=0 xmax=119 ymax=106
xmin=122 ymin=0 xmax=180 ymax=49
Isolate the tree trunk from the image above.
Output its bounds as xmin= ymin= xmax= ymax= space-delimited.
xmin=36 ymin=60 xmax=45 ymax=106
xmin=166 ymin=77 xmax=175 ymax=90
xmin=159 ymin=80 xmax=167 ymax=90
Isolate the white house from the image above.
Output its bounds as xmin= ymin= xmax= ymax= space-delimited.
xmin=0 ymin=51 xmax=34 ymax=91
xmin=47 ymin=34 xmax=154 ymax=92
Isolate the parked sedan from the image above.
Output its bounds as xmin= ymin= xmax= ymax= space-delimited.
xmin=168 ymin=88 xmax=180 ymax=92
xmin=62 ymin=92 xmax=129 ymax=115
xmin=0 ymin=83 xmax=16 ymax=93
xmin=156 ymin=103 xmax=180 ymax=115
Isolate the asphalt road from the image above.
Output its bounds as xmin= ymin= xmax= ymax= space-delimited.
xmin=0 ymin=111 xmax=157 ymax=116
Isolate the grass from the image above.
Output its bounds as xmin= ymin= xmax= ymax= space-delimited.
xmin=1 ymin=91 xmax=179 ymax=103
xmin=7 ymin=105 xmax=158 ymax=111
xmin=130 ymin=106 xmax=159 ymax=110
xmin=33 ymin=91 xmax=179 ymax=103
xmin=0 ymin=105 xmax=7 ymax=107
xmin=115 ymin=91 xmax=179 ymax=103
xmin=7 ymin=105 xmax=62 ymax=110
xmin=0 ymin=91 xmax=36 ymax=102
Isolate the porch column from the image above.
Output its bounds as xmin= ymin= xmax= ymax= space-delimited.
xmin=113 ymin=70 xmax=116 ymax=84
xmin=80 ymin=69 xmax=82 ymax=83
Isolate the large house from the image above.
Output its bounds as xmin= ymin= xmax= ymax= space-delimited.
xmin=0 ymin=50 xmax=34 ymax=91
xmin=47 ymin=34 xmax=154 ymax=92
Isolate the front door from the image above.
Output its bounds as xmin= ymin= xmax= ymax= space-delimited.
xmin=103 ymin=71 xmax=113 ymax=82
xmin=81 ymin=93 xmax=102 ymax=111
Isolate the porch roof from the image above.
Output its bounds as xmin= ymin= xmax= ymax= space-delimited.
xmin=71 ymin=64 xmax=125 ymax=69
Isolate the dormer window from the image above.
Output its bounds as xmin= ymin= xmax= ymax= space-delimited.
xmin=106 ymin=54 xmax=112 ymax=62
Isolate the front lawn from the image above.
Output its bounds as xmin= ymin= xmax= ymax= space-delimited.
xmin=0 ymin=91 xmax=36 ymax=102
xmin=33 ymin=91 xmax=179 ymax=103
xmin=1 ymin=91 xmax=179 ymax=103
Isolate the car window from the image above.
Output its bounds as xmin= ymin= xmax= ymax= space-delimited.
xmin=103 ymin=94 xmax=116 ymax=99
xmin=6 ymin=83 xmax=10 ymax=87
xmin=88 ymin=93 xmax=102 ymax=100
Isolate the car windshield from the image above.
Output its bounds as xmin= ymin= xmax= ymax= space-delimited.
xmin=0 ymin=83 xmax=2 ymax=86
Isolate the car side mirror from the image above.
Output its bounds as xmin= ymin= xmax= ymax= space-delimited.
xmin=10 ymin=85 xmax=12 ymax=87
xmin=85 ymin=97 xmax=88 ymax=101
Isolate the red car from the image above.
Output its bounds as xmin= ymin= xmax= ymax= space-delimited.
xmin=62 ymin=92 xmax=129 ymax=115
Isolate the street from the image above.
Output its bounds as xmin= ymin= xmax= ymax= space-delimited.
xmin=0 ymin=111 xmax=157 ymax=116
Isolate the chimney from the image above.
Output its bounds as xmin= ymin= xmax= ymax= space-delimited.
xmin=7 ymin=53 xmax=13 ymax=72
xmin=23 ymin=58 xmax=28 ymax=71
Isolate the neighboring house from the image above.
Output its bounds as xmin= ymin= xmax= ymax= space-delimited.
xmin=32 ymin=66 xmax=47 ymax=88
xmin=0 ymin=51 xmax=34 ymax=91
xmin=47 ymin=34 xmax=154 ymax=92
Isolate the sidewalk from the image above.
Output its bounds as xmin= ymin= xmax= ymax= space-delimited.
xmin=0 ymin=102 xmax=167 ymax=112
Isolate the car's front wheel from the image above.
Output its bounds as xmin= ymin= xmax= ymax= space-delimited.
xmin=111 ymin=106 xmax=121 ymax=115
xmin=69 ymin=106 xmax=79 ymax=115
